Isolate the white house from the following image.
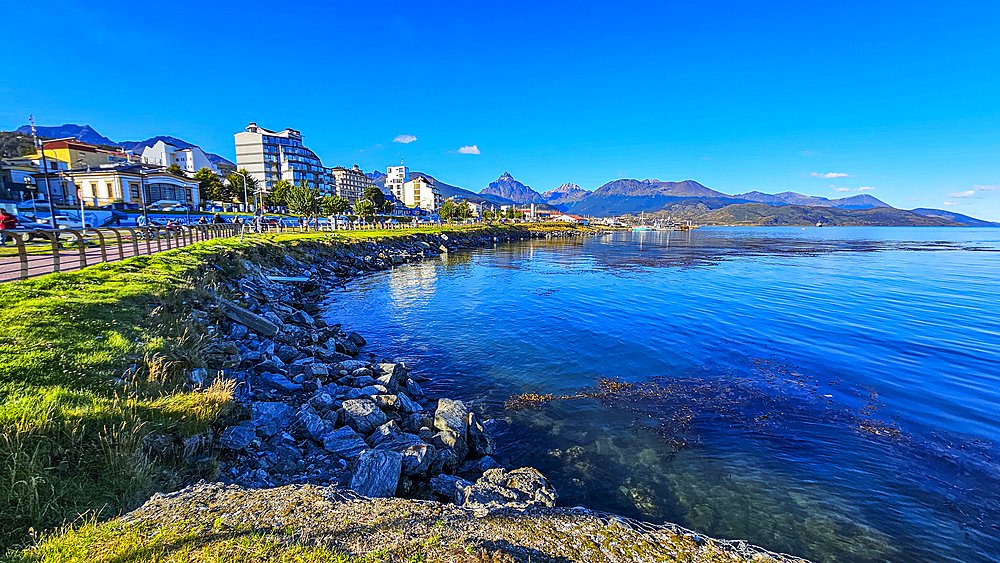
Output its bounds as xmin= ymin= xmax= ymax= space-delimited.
xmin=141 ymin=141 xmax=218 ymax=175
xmin=386 ymin=165 xmax=409 ymax=201
xmin=402 ymin=176 xmax=442 ymax=212
xmin=550 ymin=213 xmax=588 ymax=225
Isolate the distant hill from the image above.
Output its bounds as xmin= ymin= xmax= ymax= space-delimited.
xmin=480 ymin=172 xmax=544 ymax=204
xmin=541 ymin=183 xmax=591 ymax=210
xmin=14 ymin=123 xmax=234 ymax=166
xmin=15 ymin=124 xmax=116 ymax=147
xmin=910 ymin=208 xmax=1000 ymax=227
xmin=734 ymin=191 xmax=890 ymax=209
xmin=645 ymin=202 xmax=958 ymax=227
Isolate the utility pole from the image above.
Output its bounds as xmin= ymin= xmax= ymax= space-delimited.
xmin=30 ymin=115 xmax=58 ymax=228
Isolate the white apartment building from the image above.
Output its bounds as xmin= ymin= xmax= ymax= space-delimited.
xmin=402 ymin=175 xmax=442 ymax=212
xmin=329 ymin=165 xmax=373 ymax=204
xmin=234 ymin=123 xmax=333 ymax=194
xmin=140 ymin=141 xmax=218 ymax=175
xmin=386 ymin=165 xmax=409 ymax=200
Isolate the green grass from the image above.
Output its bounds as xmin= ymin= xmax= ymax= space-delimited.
xmin=0 ymin=223 xmax=596 ymax=557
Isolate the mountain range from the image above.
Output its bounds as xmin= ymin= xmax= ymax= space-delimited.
xmin=13 ymin=124 xmax=235 ymax=166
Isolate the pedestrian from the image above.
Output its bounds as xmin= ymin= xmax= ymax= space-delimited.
xmin=212 ymin=213 xmax=225 ymax=224
xmin=0 ymin=209 xmax=17 ymax=245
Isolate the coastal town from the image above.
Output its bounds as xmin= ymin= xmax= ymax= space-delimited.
xmin=0 ymin=121 xmax=595 ymax=230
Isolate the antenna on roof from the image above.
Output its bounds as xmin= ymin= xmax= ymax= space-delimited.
xmin=400 ymin=158 xmax=404 ymax=166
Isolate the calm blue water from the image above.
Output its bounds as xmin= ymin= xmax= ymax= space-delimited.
xmin=324 ymin=227 xmax=1000 ymax=563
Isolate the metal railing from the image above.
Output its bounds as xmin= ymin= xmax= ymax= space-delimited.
xmin=0 ymin=224 xmax=240 ymax=282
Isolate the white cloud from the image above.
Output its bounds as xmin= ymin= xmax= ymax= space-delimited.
xmin=973 ymin=184 xmax=999 ymax=191
xmin=907 ymin=197 xmax=920 ymax=201
xmin=949 ymin=190 xmax=975 ymax=198
xmin=393 ymin=134 xmax=417 ymax=144
xmin=942 ymin=201 xmax=964 ymax=206
xmin=858 ymin=186 xmax=875 ymax=191
xmin=812 ymin=172 xmax=851 ymax=179
xmin=457 ymin=145 xmax=481 ymax=155
xmin=833 ymin=187 xmax=851 ymax=193
xmin=800 ymin=150 xmax=816 ymax=157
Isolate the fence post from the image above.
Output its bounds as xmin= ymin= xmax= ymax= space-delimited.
xmin=66 ymin=229 xmax=87 ymax=270
xmin=91 ymin=229 xmax=108 ymax=263
xmin=11 ymin=232 xmax=28 ymax=280
xmin=109 ymin=228 xmax=125 ymax=261
xmin=43 ymin=231 xmax=61 ymax=273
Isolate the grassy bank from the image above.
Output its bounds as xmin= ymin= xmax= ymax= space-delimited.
xmin=0 ymin=224 xmax=600 ymax=556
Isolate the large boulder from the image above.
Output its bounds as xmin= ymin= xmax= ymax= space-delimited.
xmin=341 ymin=399 xmax=387 ymax=435
xmin=221 ymin=300 xmax=278 ymax=338
xmin=322 ymin=427 xmax=368 ymax=460
xmin=430 ymin=429 xmax=469 ymax=463
xmin=467 ymin=412 xmax=496 ymax=457
xmin=251 ymin=402 xmax=291 ymax=436
xmin=397 ymin=442 xmax=435 ymax=475
xmin=434 ymin=399 xmax=469 ymax=438
xmin=349 ymin=449 xmax=402 ymax=498
xmin=336 ymin=339 xmax=360 ymax=357
xmin=461 ymin=468 xmax=558 ymax=513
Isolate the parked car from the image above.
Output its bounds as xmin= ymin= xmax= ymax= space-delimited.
xmin=99 ymin=202 xmax=140 ymax=211
xmin=163 ymin=205 xmax=189 ymax=212
xmin=150 ymin=200 xmax=184 ymax=210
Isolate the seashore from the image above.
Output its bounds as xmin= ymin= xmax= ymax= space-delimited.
xmin=4 ymin=224 xmax=808 ymax=562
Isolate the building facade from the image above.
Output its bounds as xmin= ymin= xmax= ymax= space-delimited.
xmin=140 ymin=141 xmax=218 ymax=175
xmin=329 ymin=165 xmax=374 ymax=204
xmin=402 ymin=176 xmax=442 ymax=212
xmin=386 ymin=165 xmax=409 ymax=200
xmin=234 ymin=123 xmax=333 ymax=194
xmin=57 ymin=165 xmax=200 ymax=208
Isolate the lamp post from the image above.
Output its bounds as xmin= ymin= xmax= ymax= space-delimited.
xmin=29 ymin=116 xmax=58 ymax=228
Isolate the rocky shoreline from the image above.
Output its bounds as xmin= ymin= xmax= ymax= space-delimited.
xmin=141 ymin=227 xmax=597 ymax=512
xmin=108 ymin=226 xmax=809 ymax=563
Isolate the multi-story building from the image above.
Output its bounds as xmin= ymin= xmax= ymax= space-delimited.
xmin=386 ymin=165 xmax=409 ymax=200
xmin=234 ymin=123 xmax=333 ymax=194
xmin=25 ymin=139 xmax=134 ymax=170
xmin=329 ymin=164 xmax=373 ymax=204
xmin=402 ymin=175 xmax=442 ymax=212
xmin=140 ymin=141 xmax=218 ymax=175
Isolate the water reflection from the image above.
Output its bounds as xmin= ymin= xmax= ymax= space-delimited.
xmin=326 ymin=227 xmax=1000 ymax=563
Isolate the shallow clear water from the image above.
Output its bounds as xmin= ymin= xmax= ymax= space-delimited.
xmin=323 ymin=227 xmax=1000 ymax=563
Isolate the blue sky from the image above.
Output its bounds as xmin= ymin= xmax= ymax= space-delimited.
xmin=2 ymin=1 xmax=999 ymax=219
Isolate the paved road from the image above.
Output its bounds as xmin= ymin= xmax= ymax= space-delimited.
xmin=0 ymin=230 xmax=224 ymax=283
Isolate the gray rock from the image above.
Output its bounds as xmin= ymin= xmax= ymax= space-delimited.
xmin=459 ymin=455 xmax=503 ymax=474
xmin=342 ymin=399 xmax=388 ymax=435
xmin=358 ymin=384 xmax=389 ymax=396
xmin=251 ymin=401 xmax=292 ymax=436
xmin=188 ymin=368 xmax=208 ymax=387
xmin=297 ymin=407 xmax=332 ymax=441
xmin=347 ymin=331 xmax=367 ymax=346
xmin=260 ymin=373 xmax=300 ymax=393
xmin=377 ymin=362 xmax=408 ymax=384
xmin=430 ymin=474 xmax=474 ymax=504
xmin=396 ymin=393 xmax=422 ymax=414
xmin=396 ymin=442 xmax=435 ymax=475
xmin=229 ymin=323 xmax=249 ymax=341
xmin=221 ymin=300 xmax=278 ymax=338
xmin=434 ymin=399 xmax=469 ymax=438
xmin=322 ymin=427 xmax=368 ymax=460
xmin=349 ymin=449 xmax=402 ymax=498
xmin=336 ymin=339 xmax=359 ymax=357
xmin=367 ymin=420 xmax=401 ymax=448
xmin=375 ymin=373 xmax=397 ymax=391
xmin=351 ymin=375 xmax=377 ymax=388
xmin=430 ymin=429 xmax=469 ymax=463
xmin=467 ymin=412 xmax=496 ymax=457
xmin=461 ymin=468 xmax=558 ymax=512
xmin=219 ymin=425 xmax=256 ymax=450
xmin=288 ymin=310 xmax=315 ymax=327
xmin=405 ymin=378 xmax=424 ymax=397
xmin=337 ymin=360 xmax=369 ymax=371
xmin=305 ymin=364 xmax=330 ymax=379
xmin=275 ymin=344 xmax=299 ymax=364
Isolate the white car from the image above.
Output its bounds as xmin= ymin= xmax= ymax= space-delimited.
xmin=164 ymin=205 xmax=189 ymax=212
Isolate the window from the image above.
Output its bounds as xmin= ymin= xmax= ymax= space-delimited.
xmin=130 ymin=183 xmax=140 ymax=199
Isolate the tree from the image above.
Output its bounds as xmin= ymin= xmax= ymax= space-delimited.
xmin=456 ymin=201 xmax=472 ymax=220
xmin=354 ymin=199 xmax=376 ymax=219
xmin=439 ymin=200 xmax=459 ymax=222
xmin=226 ymin=169 xmax=258 ymax=203
xmin=268 ymin=180 xmax=292 ymax=207
xmin=166 ymin=163 xmax=185 ymax=176
xmin=286 ymin=182 xmax=321 ymax=218
xmin=363 ymin=186 xmax=387 ymax=213
xmin=194 ymin=167 xmax=225 ymax=203
xmin=322 ymin=195 xmax=349 ymax=216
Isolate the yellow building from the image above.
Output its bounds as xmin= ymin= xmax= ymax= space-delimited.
xmin=57 ymin=165 xmax=199 ymax=207
xmin=25 ymin=139 xmax=135 ymax=170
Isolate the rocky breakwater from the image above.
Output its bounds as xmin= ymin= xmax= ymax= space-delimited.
xmin=198 ymin=240 xmax=559 ymax=514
